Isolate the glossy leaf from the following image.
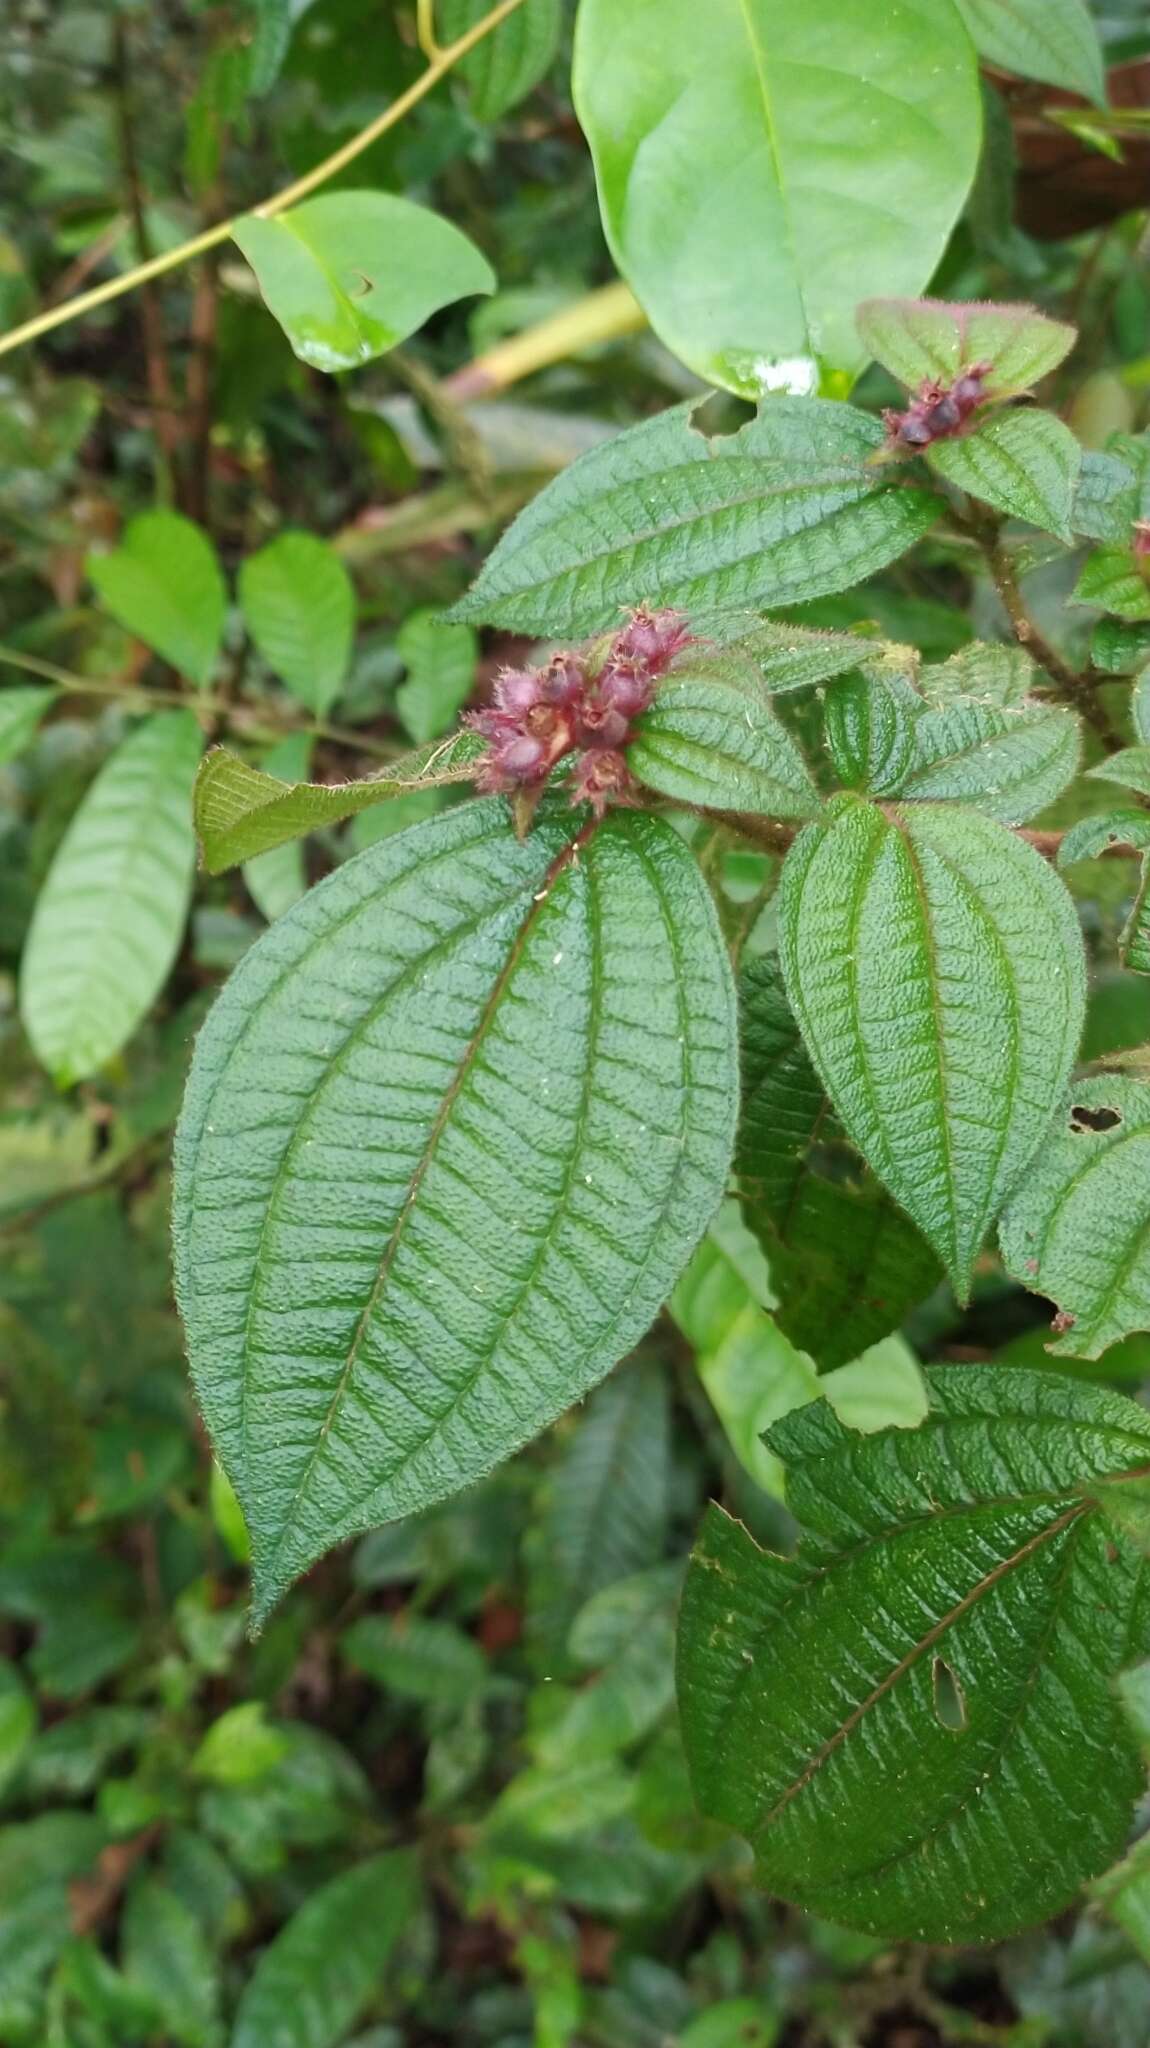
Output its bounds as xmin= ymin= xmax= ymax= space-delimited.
xmin=1073 ymin=549 xmax=1150 ymax=622
xmin=173 ymin=801 xmax=738 ymax=1620
xmin=628 ymin=659 xmax=821 ymax=818
xmin=230 ymin=1852 xmax=418 ymax=2048
xmin=242 ymin=733 xmax=313 ymax=924
xmin=573 ymin=0 xmax=980 ymax=392
xmin=737 ymin=955 xmax=942 ymax=1370
xmin=87 ymin=511 xmax=226 ymax=689
xmin=677 ymin=1365 xmax=1150 ymax=1942
xmin=1000 ymin=1078 xmax=1150 ymax=1357
xmin=439 ymin=0 xmax=561 ymax=119
xmin=777 ymin=796 xmax=1086 ymax=1296
xmin=20 ymin=712 xmax=202 ymax=1086
xmin=193 ymin=733 xmax=482 ymax=873
xmin=953 ymin=0 xmax=1104 ymax=101
xmin=857 ymin=297 xmax=1076 ymax=398
xmin=450 ymin=399 xmax=944 ymax=636
xmin=232 ymin=192 xmax=494 ymax=375
xmin=0 ymin=686 xmax=56 ymax=766
xmin=394 ymin=608 xmax=477 ymax=745
xmin=903 ymin=699 xmax=1081 ymax=822
xmin=926 ymin=410 xmax=1082 ymax=543
xmin=238 ymin=532 xmax=355 ymax=715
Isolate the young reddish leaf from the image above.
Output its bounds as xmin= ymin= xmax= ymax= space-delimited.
xmin=857 ymin=297 xmax=1076 ymax=398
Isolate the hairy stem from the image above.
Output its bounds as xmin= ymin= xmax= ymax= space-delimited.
xmin=0 ymin=0 xmax=529 ymax=363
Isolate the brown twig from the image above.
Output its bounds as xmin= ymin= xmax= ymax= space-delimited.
xmin=113 ymin=17 xmax=181 ymax=498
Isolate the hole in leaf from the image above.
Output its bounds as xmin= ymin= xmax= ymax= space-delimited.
xmin=687 ymin=391 xmax=755 ymax=442
xmin=932 ymin=1655 xmax=967 ymax=1731
xmin=1069 ymin=1103 xmax=1123 ymax=1133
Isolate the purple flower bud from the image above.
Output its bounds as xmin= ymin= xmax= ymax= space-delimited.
xmin=598 ymin=660 xmax=654 ymax=721
xmin=610 ymin=606 xmax=691 ymax=677
xmin=575 ymin=695 xmax=630 ymax=749
xmin=539 ymin=653 xmax=587 ymax=706
xmin=569 ymin=746 xmax=634 ymax=817
xmin=494 ymin=667 xmax=543 ymax=717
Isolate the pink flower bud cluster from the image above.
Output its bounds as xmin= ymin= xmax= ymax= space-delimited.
xmin=883 ymin=362 xmax=992 ymax=452
xmin=467 ymin=607 xmax=692 ymax=818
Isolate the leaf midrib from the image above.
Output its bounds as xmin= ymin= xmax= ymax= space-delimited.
xmin=733 ymin=0 xmax=807 ymax=356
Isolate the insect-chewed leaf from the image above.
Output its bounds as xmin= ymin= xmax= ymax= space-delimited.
xmin=1057 ymin=808 xmax=1150 ymax=866
xmin=628 ymin=658 xmax=821 ymax=818
xmin=193 ymin=733 xmax=483 ymax=873
xmin=927 ymin=410 xmax=1082 ymax=543
xmin=677 ymin=1364 xmax=1150 ymax=1942
xmin=856 ymin=297 xmax=1076 ymax=397
xmin=1000 ymin=1077 xmax=1150 ymax=1357
xmin=737 ymin=957 xmax=942 ymax=1370
xmin=903 ymin=698 xmax=1081 ymax=822
xmin=173 ymin=800 xmax=738 ymax=1623
xmin=20 ymin=710 xmax=202 ymax=1086
xmin=777 ymin=796 xmax=1086 ymax=1296
xmin=448 ymin=399 xmax=943 ymax=635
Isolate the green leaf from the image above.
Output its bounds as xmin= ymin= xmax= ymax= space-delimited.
xmin=526 ymin=1359 xmax=671 ymax=1674
xmin=1134 ymin=667 xmax=1150 ymax=745
xmin=193 ymin=1702 xmax=288 ymax=1785
xmin=1074 ymin=450 xmax=1140 ymax=543
xmin=717 ymin=619 xmax=877 ymax=695
xmin=87 ymin=511 xmax=226 ymax=689
xmin=823 ymin=669 xmax=919 ymax=797
xmin=230 ymin=1852 xmax=419 ymax=2048
xmin=173 ymin=801 xmax=738 ymax=1621
xmin=1088 ymin=746 xmax=1150 ymax=798
xmin=856 ymin=297 xmax=1076 ymax=398
xmin=243 ymin=733 xmax=313 ymax=924
xmin=438 ymin=0 xmax=561 ymax=119
xmin=777 ymin=796 xmax=1086 ymax=1296
xmin=677 ymin=1364 xmax=1150 ymax=1942
xmin=394 ymin=608 xmax=477 ymax=745
xmin=737 ymin=956 xmax=942 ymax=1370
xmin=927 ymin=410 xmax=1082 ymax=543
xmin=0 ymin=1661 xmax=35 ymax=1798
xmin=918 ymin=640 xmax=1033 ymax=711
xmin=1058 ymin=808 xmax=1150 ymax=865
xmin=629 ymin=658 xmax=821 ymax=817
xmin=342 ymin=1615 xmax=488 ymax=1707
xmin=450 ymin=399 xmax=944 ymax=635
xmin=903 ymin=699 xmax=1081 ymax=822
xmin=573 ymin=0 xmax=980 ymax=393
xmin=238 ymin=532 xmax=355 ymax=715
xmin=1073 ymin=548 xmax=1150 ymax=622
xmin=1000 ymin=1077 xmax=1150 ymax=1358
xmin=0 ymin=685 xmax=56 ymax=765
xmin=1123 ymin=858 xmax=1150 ymax=975
xmin=245 ymin=0 xmax=292 ymax=94
xmin=1092 ymin=620 xmax=1150 ymax=675
xmin=20 ymin=711 xmax=202 ymax=1085
xmin=1092 ymin=1837 xmax=1150 ymax=1966
xmin=193 ymin=733 xmax=482 ymax=873
xmin=121 ymin=1879 xmax=222 ymax=2048
xmin=539 ymin=1564 xmax=679 ymax=1765
xmin=953 ymin=0 xmax=1105 ymax=103
xmin=232 ymin=192 xmax=494 ymax=375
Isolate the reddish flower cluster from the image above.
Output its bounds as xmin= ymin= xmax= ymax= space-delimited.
xmin=882 ymin=361 xmax=992 ymax=452
xmin=1133 ymin=519 xmax=1150 ymax=562
xmin=467 ymin=607 xmax=692 ymax=820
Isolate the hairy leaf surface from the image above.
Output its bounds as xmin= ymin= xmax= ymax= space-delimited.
xmin=629 ymin=662 xmax=821 ymax=817
xmin=904 ymin=698 xmax=1080 ymax=822
xmin=173 ymin=801 xmax=738 ymax=1620
xmin=677 ymin=1365 xmax=1150 ymax=1941
xmin=1000 ymin=1078 xmax=1150 ymax=1357
xmin=927 ymin=410 xmax=1082 ymax=543
xmin=777 ymin=797 xmax=1086 ymax=1295
xmin=857 ymin=297 xmax=1076 ymax=397
xmin=450 ymin=400 xmax=943 ymax=635
xmin=21 ymin=712 xmax=202 ymax=1085
xmin=574 ymin=0 xmax=979 ymax=390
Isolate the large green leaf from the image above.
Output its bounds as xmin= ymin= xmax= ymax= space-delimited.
xmin=718 ymin=619 xmax=878 ymax=696
xmin=438 ymin=0 xmax=561 ymax=119
xmin=628 ymin=659 xmax=821 ymax=818
xmin=927 ymin=410 xmax=1082 ymax=544
xmin=777 ymin=796 xmax=1086 ymax=1296
xmin=737 ymin=956 xmax=942 ymax=1370
xmin=0 ymin=686 xmax=56 ymax=766
xmin=903 ymin=698 xmax=1081 ymax=822
xmin=232 ymin=192 xmax=494 ymax=374
xmin=230 ymin=1852 xmax=418 ymax=2048
xmin=20 ymin=712 xmax=202 ymax=1086
xmin=173 ymin=801 xmax=738 ymax=1621
xmin=193 ymin=733 xmax=482 ymax=873
xmin=953 ymin=0 xmax=1104 ymax=103
xmin=238 ymin=532 xmax=355 ymax=715
xmin=573 ymin=0 xmax=980 ymax=392
xmin=677 ymin=1365 xmax=1150 ymax=1942
xmin=87 ymin=511 xmax=226 ymax=689
xmin=450 ymin=399 xmax=944 ymax=635
xmin=1000 ymin=1077 xmax=1150 ymax=1358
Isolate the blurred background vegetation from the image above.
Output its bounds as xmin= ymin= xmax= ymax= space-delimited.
xmin=3 ymin=2 xmax=1150 ymax=2043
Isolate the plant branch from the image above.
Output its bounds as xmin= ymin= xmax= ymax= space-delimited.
xmin=113 ymin=16 xmax=181 ymax=497
xmin=416 ymin=0 xmax=443 ymax=60
xmin=443 ymin=281 xmax=647 ymax=401
xmin=0 ymin=0 xmax=529 ymax=363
